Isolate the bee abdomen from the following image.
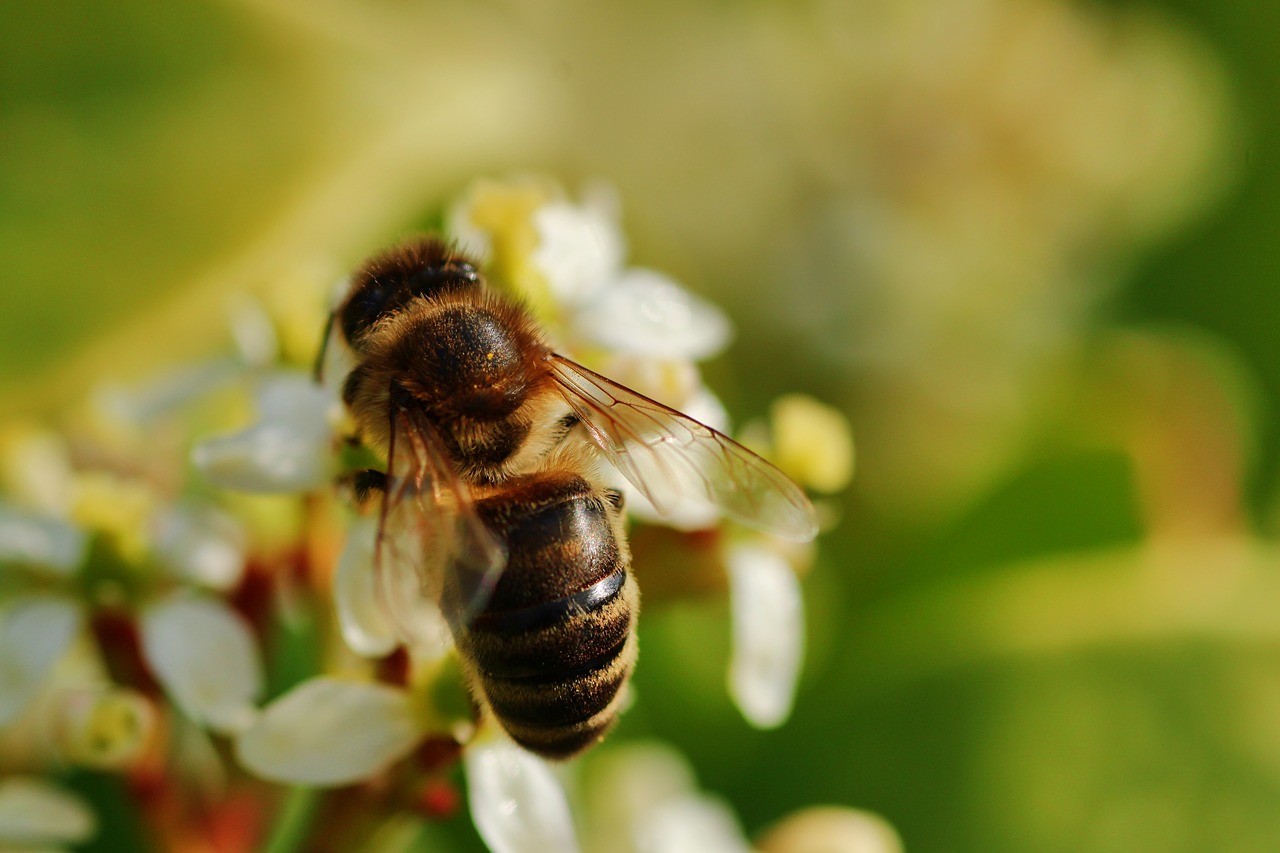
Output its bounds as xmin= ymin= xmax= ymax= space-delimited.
xmin=462 ymin=570 xmax=639 ymax=759
xmin=493 ymin=629 xmax=637 ymax=759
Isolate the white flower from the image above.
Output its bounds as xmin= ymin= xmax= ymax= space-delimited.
xmin=237 ymin=677 xmax=582 ymax=853
xmin=0 ymin=776 xmax=96 ymax=850
xmin=726 ymin=542 xmax=805 ymax=729
xmin=579 ymin=742 xmax=752 ymax=853
xmin=465 ymin=737 xmax=581 ymax=853
xmin=528 ymin=193 xmax=732 ymax=361
xmin=140 ymin=594 xmax=263 ymax=734
xmin=569 ymin=268 xmax=732 ymax=361
xmin=331 ymin=516 xmax=401 ymax=659
xmin=90 ymin=359 xmax=242 ymax=431
xmin=235 ymin=677 xmax=422 ymax=786
xmin=0 ymin=505 xmax=87 ymax=576
xmin=332 ymin=515 xmax=453 ymax=660
xmin=151 ymin=503 xmax=247 ymax=591
xmin=0 ymin=505 xmax=262 ymax=740
xmin=531 ymin=197 xmax=626 ymax=307
xmin=191 ymin=371 xmax=338 ymax=493
xmin=638 ymin=794 xmax=753 ymax=853
xmin=0 ymin=596 xmax=83 ymax=727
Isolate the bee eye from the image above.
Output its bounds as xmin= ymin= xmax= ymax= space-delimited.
xmin=340 ymin=275 xmax=404 ymax=344
xmin=410 ymin=260 xmax=478 ymax=298
xmin=339 ymin=239 xmax=485 ymax=347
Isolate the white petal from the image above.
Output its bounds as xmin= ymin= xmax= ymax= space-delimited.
xmin=140 ymin=596 xmax=263 ymax=733
xmin=681 ymin=387 xmax=731 ymax=435
xmin=0 ymin=596 xmax=81 ymax=725
xmin=385 ymin=516 xmax=459 ymax=660
xmin=531 ymin=200 xmax=625 ymax=305
xmin=190 ymin=425 xmax=331 ymax=493
xmin=152 ymin=504 xmax=246 ymax=590
xmin=0 ymin=507 xmax=88 ymax=576
xmin=465 ymin=737 xmax=581 ymax=853
xmin=620 ymin=481 xmax=721 ymax=533
xmin=580 ymin=742 xmax=698 ymax=853
xmin=191 ymin=373 xmax=335 ymax=493
xmin=235 ymin=677 xmax=421 ymax=786
xmin=333 ymin=517 xmax=399 ymax=658
xmin=638 ymin=794 xmax=753 ymax=853
xmin=254 ymin=372 xmax=337 ymax=424
xmin=227 ymin=293 xmax=280 ymax=367
xmin=92 ymin=359 xmax=240 ymax=428
xmin=726 ymin=544 xmax=804 ymax=729
xmin=572 ymin=269 xmax=732 ymax=360
xmin=0 ymin=777 xmax=96 ymax=846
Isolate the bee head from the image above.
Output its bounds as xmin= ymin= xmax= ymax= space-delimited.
xmin=339 ymin=237 xmax=482 ymax=347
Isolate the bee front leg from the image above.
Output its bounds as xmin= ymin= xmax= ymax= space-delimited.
xmin=336 ymin=468 xmax=387 ymax=509
xmin=352 ymin=469 xmax=388 ymax=504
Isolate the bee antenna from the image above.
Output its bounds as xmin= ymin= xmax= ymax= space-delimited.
xmin=313 ymin=309 xmax=336 ymax=384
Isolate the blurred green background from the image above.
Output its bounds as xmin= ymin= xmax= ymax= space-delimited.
xmin=2 ymin=0 xmax=1277 ymax=851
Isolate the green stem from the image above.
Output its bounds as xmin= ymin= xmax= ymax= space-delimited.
xmin=263 ymin=786 xmax=322 ymax=853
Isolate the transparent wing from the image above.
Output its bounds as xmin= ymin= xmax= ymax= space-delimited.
xmin=373 ymin=402 xmax=507 ymax=652
xmin=547 ymin=355 xmax=818 ymax=542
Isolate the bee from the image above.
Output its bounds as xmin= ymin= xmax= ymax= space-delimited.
xmin=320 ymin=236 xmax=817 ymax=759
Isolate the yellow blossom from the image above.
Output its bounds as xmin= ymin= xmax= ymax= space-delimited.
xmin=56 ymin=688 xmax=156 ymax=770
xmin=450 ymin=176 xmax=562 ymax=321
xmin=70 ymin=474 xmax=157 ymax=564
xmin=770 ymin=394 xmax=855 ymax=494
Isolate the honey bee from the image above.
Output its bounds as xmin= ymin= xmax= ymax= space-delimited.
xmin=320 ymin=236 xmax=817 ymax=759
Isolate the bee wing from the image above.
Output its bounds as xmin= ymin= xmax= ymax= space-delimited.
xmin=374 ymin=402 xmax=507 ymax=650
xmin=547 ymin=355 xmax=819 ymax=542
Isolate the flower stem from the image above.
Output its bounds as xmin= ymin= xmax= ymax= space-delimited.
xmin=263 ymin=786 xmax=323 ymax=853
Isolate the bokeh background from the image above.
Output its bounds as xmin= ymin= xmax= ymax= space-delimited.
xmin=1 ymin=0 xmax=1276 ymax=850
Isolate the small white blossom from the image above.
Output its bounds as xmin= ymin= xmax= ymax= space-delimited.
xmin=532 ymin=198 xmax=626 ymax=306
xmin=638 ymin=794 xmax=753 ymax=853
xmin=0 ymin=776 xmax=96 ymax=849
xmin=570 ymin=268 xmax=732 ymax=360
xmin=531 ymin=198 xmax=732 ymax=362
xmin=151 ymin=503 xmax=247 ymax=591
xmin=0 ymin=506 xmax=88 ymax=575
xmin=235 ymin=677 xmax=422 ymax=786
xmin=0 ymin=596 xmax=83 ymax=726
xmin=140 ymin=594 xmax=263 ymax=734
xmin=226 ymin=292 xmax=281 ymax=367
xmin=727 ymin=543 xmax=805 ymax=729
xmin=92 ymin=359 xmax=241 ymax=430
xmin=332 ymin=516 xmax=401 ymax=658
xmin=191 ymin=372 xmax=336 ymax=493
xmin=465 ymin=736 xmax=581 ymax=853
xmin=579 ymin=742 xmax=750 ymax=853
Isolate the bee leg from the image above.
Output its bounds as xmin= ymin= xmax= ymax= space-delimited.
xmin=603 ymin=489 xmax=625 ymax=511
xmin=312 ymin=309 xmax=337 ymax=383
xmin=352 ymin=469 xmax=388 ymax=505
xmin=335 ymin=468 xmax=387 ymax=509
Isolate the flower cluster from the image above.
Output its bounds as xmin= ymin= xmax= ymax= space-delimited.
xmin=0 ymin=178 xmax=862 ymax=852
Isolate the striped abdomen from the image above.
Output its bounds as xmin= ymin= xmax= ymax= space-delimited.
xmin=458 ymin=472 xmax=637 ymax=759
